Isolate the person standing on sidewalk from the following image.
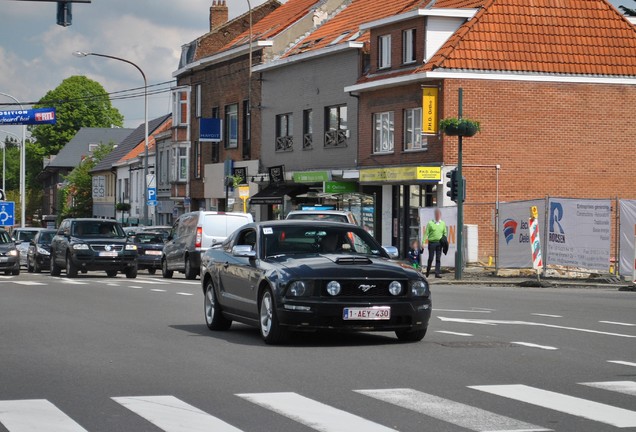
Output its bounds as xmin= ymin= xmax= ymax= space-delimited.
xmin=424 ymin=208 xmax=447 ymax=278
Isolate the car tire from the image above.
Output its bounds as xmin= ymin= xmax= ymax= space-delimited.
xmin=12 ymin=267 xmax=20 ymax=276
xmin=162 ymin=258 xmax=173 ymax=279
xmin=204 ymin=280 xmax=232 ymax=331
xmin=147 ymin=268 xmax=156 ymax=275
xmin=106 ymin=270 xmax=118 ymax=277
xmin=27 ymin=260 xmax=34 ymax=273
xmin=66 ymin=254 xmax=78 ymax=278
xmin=50 ymin=253 xmax=61 ymax=276
xmin=184 ymin=256 xmax=198 ymax=280
xmin=33 ymin=260 xmax=41 ymax=273
xmin=395 ymin=327 xmax=427 ymax=342
xmin=125 ymin=265 xmax=138 ymax=279
xmin=4 ymin=270 xmax=11 ymax=276
xmin=259 ymin=289 xmax=288 ymax=345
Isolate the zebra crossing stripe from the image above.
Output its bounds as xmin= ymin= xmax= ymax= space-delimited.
xmin=580 ymin=381 xmax=636 ymax=397
xmin=470 ymin=384 xmax=636 ymax=428
xmin=237 ymin=392 xmax=395 ymax=432
xmin=59 ymin=278 xmax=88 ymax=285
xmin=13 ymin=281 xmax=46 ymax=286
xmin=356 ymin=388 xmax=550 ymax=432
xmin=112 ymin=395 xmax=243 ymax=432
xmin=0 ymin=399 xmax=89 ymax=432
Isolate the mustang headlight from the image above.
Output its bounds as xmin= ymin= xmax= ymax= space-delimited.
xmin=388 ymin=280 xmax=403 ymax=296
xmin=410 ymin=280 xmax=429 ymax=297
xmin=8 ymin=249 xmax=18 ymax=257
xmin=37 ymin=246 xmax=50 ymax=256
xmin=326 ymin=281 xmax=341 ymax=296
xmin=287 ymin=281 xmax=311 ymax=297
xmin=72 ymin=243 xmax=90 ymax=250
xmin=125 ymin=244 xmax=138 ymax=251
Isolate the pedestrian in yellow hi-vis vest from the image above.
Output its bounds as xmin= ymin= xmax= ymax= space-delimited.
xmin=423 ymin=208 xmax=447 ymax=278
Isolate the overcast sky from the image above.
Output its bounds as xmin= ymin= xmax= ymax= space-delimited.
xmin=0 ymin=0 xmax=631 ymax=131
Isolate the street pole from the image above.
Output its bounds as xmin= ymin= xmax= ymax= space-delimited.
xmin=246 ymin=0 xmax=253 ymax=159
xmin=455 ymin=88 xmax=464 ymax=280
xmin=73 ymin=51 xmax=149 ymax=225
xmin=0 ymin=92 xmax=26 ymax=228
xmin=0 ymin=129 xmax=23 ymax=194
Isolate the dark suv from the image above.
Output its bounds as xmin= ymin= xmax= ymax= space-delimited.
xmin=50 ymin=218 xmax=138 ymax=278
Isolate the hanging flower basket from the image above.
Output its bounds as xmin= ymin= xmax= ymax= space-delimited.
xmin=116 ymin=202 xmax=131 ymax=212
xmin=439 ymin=118 xmax=481 ymax=137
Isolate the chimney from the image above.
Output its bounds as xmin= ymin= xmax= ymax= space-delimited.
xmin=210 ymin=0 xmax=228 ymax=32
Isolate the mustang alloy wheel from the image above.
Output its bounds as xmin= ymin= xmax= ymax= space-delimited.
xmin=259 ymin=289 xmax=287 ymax=344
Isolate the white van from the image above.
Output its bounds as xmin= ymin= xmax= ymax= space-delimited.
xmin=162 ymin=211 xmax=253 ymax=279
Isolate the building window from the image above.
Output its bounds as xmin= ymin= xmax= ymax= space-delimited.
xmin=275 ymin=113 xmax=293 ymax=152
xmin=193 ymin=140 xmax=202 ymax=178
xmin=303 ymin=109 xmax=313 ymax=150
xmin=211 ymin=143 xmax=220 ymax=163
xmin=404 ymin=108 xmax=425 ymax=151
xmin=325 ymin=105 xmax=348 ymax=148
xmin=178 ymin=147 xmax=188 ymax=182
xmin=159 ymin=150 xmax=167 ymax=185
xmin=172 ymin=89 xmax=189 ymax=126
xmin=242 ymin=99 xmax=251 ymax=160
xmin=195 ymin=84 xmax=202 ymax=118
xmin=88 ymin=143 xmax=99 ymax=153
xmin=123 ymin=178 xmax=130 ymax=200
xmin=378 ymin=35 xmax=391 ymax=69
xmin=225 ymin=103 xmax=238 ymax=149
xmin=373 ymin=111 xmax=394 ymax=154
xmin=402 ymin=29 xmax=416 ymax=64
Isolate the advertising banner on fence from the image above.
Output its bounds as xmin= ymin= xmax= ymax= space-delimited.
xmin=619 ymin=200 xmax=636 ymax=278
xmin=419 ymin=206 xmax=457 ymax=267
xmin=498 ymin=200 xmax=545 ymax=268
xmin=545 ymin=198 xmax=611 ymax=271
xmin=0 ymin=108 xmax=56 ymax=125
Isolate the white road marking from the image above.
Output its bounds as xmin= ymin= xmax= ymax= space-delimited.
xmin=113 ymin=395 xmax=243 ymax=432
xmin=176 ymin=292 xmax=194 ymax=296
xmin=357 ymin=388 xmax=550 ymax=432
xmin=13 ymin=281 xmax=46 ymax=286
xmin=608 ymin=360 xmax=636 ymax=368
xmin=127 ymin=286 xmax=144 ymax=289
xmin=0 ymin=399 xmax=89 ymax=432
xmin=438 ymin=317 xmax=636 ymax=338
xmin=150 ymin=289 xmax=167 ymax=293
xmin=511 ymin=342 xmax=558 ymax=350
xmin=129 ymin=279 xmax=169 ymax=285
xmin=58 ymin=278 xmax=88 ymax=285
xmin=107 ymin=283 xmax=119 ymax=287
xmin=436 ymin=331 xmax=474 ymax=337
xmin=172 ymin=280 xmax=201 ymax=285
xmin=580 ymin=381 xmax=636 ymax=397
xmin=599 ymin=321 xmax=635 ymax=327
xmin=433 ymin=309 xmax=492 ymax=313
xmin=470 ymin=384 xmax=636 ymax=428
xmin=531 ymin=313 xmax=562 ymax=318
xmin=238 ymin=392 xmax=395 ymax=432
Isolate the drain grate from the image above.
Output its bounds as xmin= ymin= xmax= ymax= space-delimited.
xmin=437 ymin=341 xmax=517 ymax=348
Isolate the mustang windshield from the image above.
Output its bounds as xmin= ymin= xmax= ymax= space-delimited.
xmin=263 ymin=225 xmax=383 ymax=257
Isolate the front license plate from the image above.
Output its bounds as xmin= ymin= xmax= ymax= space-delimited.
xmin=0 ymin=257 xmax=8 ymax=263
xmin=99 ymin=251 xmax=118 ymax=257
xmin=145 ymin=250 xmax=162 ymax=256
xmin=343 ymin=306 xmax=391 ymax=321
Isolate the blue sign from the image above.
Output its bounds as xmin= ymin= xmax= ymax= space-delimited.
xmin=147 ymin=187 xmax=157 ymax=207
xmin=199 ymin=118 xmax=222 ymax=142
xmin=0 ymin=108 xmax=56 ymax=126
xmin=0 ymin=201 xmax=15 ymax=226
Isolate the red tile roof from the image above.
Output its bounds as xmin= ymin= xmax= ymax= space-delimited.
xmin=117 ymin=118 xmax=172 ymax=164
xmin=223 ymin=0 xmax=322 ymax=51
xmin=421 ymin=0 xmax=636 ymax=76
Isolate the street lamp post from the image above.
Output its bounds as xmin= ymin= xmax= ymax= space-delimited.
xmin=0 ymin=92 xmax=26 ymax=228
xmin=73 ymin=51 xmax=150 ymax=225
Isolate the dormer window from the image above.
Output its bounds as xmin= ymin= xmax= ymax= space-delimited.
xmin=378 ymin=35 xmax=391 ymax=69
xmin=402 ymin=29 xmax=416 ymax=64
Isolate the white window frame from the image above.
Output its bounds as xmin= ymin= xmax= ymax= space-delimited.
xmin=195 ymin=84 xmax=202 ymax=118
xmin=378 ymin=35 xmax=392 ymax=69
xmin=404 ymin=108 xmax=424 ymax=151
xmin=172 ymin=87 xmax=190 ymax=127
xmin=178 ymin=147 xmax=188 ymax=182
xmin=225 ymin=103 xmax=239 ymax=149
xmin=402 ymin=29 xmax=416 ymax=64
xmin=373 ymin=111 xmax=394 ymax=154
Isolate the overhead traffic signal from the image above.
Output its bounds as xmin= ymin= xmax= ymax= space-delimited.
xmin=57 ymin=2 xmax=72 ymax=26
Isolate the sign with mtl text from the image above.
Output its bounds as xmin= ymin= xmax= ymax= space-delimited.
xmin=545 ymin=198 xmax=611 ymax=271
xmin=0 ymin=108 xmax=56 ymax=125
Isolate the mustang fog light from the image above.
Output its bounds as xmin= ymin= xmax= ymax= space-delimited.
xmin=388 ymin=281 xmax=402 ymax=296
xmin=288 ymin=281 xmax=308 ymax=297
xmin=326 ymin=281 xmax=341 ymax=296
xmin=411 ymin=280 xmax=428 ymax=297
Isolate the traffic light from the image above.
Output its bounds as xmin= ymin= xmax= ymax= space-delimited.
xmin=446 ymin=169 xmax=466 ymax=203
xmin=57 ymin=2 xmax=72 ymax=26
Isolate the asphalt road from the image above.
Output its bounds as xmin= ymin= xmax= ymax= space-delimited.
xmin=0 ymin=271 xmax=635 ymax=432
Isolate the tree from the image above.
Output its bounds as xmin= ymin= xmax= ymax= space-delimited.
xmin=60 ymin=143 xmax=114 ymax=218
xmin=620 ymin=1 xmax=636 ymax=16
xmin=31 ymin=76 xmax=124 ymax=155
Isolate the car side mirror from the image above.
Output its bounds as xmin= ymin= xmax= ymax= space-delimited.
xmin=63 ymin=229 xmax=71 ymax=237
xmin=232 ymin=245 xmax=256 ymax=259
xmin=382 ymin=246 xmax=399 ymax=259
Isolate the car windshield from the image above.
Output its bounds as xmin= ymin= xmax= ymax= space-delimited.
xmin=263 ymin=225 xmax=383 ymax=258
xmin=15 ymin=230 xmax=39 ymax=242
xmin=134 ymin=233 xmax=165 ymax=244
xmin=0 ymin=231 xmax=12 ymax=244
xmin=72 ymin=221 xmax=125 ymax=238
xmin=287 ymin=213 xmax=349 ymax=223
xmin=38 ymin=231 xmax=55 ymax=244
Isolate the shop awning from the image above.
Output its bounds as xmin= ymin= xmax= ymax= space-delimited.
xmin=249 ymin=184 xmax=310 ymax=205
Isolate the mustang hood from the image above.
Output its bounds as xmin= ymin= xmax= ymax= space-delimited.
xmin=268 ymin=254 xmax=419 ymax=280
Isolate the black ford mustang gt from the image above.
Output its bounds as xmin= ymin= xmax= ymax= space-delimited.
xmin=201 ymin=221 xmax=431 ymax=344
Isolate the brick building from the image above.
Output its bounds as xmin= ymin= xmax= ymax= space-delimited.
xmin=344 ymin=0 xmax=636 ymax=258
